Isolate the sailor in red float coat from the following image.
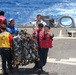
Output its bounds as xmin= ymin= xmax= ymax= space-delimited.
xmin=32 ymin=23 xmax=44 ymax=70
xmin=0 ymin=11 xmax=7 ymax=33
xmin=36 ymin=25 xmax=54 ymax=71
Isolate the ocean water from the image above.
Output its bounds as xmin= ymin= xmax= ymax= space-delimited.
xmin=0 ymin=0 xmax=76 ymax=25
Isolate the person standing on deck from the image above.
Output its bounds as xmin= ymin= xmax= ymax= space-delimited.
xmin=33 ymin=24 xmax=54 ymax=72
xmin=0 ymin=24 xmax=13 ymax=75
xmin=32 ymin=23 xmax=44 ymax=70
xmin=6 ymin=18 xmax=18 ymax=35
xmin=30 ymin=14 xmax=46 ymax=29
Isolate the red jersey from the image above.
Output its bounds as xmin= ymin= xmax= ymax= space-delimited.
xmin=39 ymin=31 xmax=53 ymax=48
xmin=33 ymin=28 xmax=42 ymax=37
xmin=33 ymin=29 xmax=53 ymax=48
xmin=33 ymin=28 xmax=44 ymax=47
xmin=0 ymin=16 xmax=6 ymax=25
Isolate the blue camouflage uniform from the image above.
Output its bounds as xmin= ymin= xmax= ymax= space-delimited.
xmin=6 ymin=25 xmax=18 ymax=34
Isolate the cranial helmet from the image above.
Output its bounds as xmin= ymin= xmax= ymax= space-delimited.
xmin=8 ymin=18 xmax=15 ymax=23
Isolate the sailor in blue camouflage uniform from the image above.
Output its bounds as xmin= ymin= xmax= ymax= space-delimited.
xmin=6 ymin=18 xmax=18 ymax=35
